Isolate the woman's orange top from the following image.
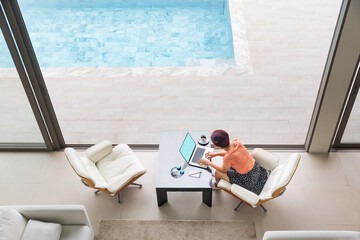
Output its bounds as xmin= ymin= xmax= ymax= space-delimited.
xmin=223 ymin=139 xmax=255 ymax=174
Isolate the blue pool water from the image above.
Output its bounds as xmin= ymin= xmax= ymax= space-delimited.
xmin=0 ymin=0 xmax=234 ymax=68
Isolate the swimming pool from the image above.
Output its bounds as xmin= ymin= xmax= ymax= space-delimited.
xmin=0 ymin=0 xmax=235 ymax=68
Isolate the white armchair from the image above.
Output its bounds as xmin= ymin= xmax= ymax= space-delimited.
xmin=64 ymin=140 xmax=147 ymax=203
xmin=217 ymin=148 xmax=301 ymax=212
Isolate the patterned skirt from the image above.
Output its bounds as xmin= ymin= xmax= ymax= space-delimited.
xmin=227 ymin=162 xmax=268 ymax=195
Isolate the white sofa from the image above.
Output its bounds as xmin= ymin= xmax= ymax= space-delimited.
xmin=263 ymin=231 xmax=360 ymax=240
xmin=0 ymin=205 xmax=94 ymax=240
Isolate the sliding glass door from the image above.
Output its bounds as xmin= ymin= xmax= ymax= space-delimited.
xmin=0 ymin=25 xmax=45 ymax=147
xmin=333 ymin=56 xmax=360 ymax=148
xmin=342 ymin=95 xmax=360 ymax=144
xmin=14 ymin=0 xmax=342 ymax=145
xmin=0 ymin=0 xmax=64 ymax=150
xmin=2 ymin=0 xmax=358 ymax=151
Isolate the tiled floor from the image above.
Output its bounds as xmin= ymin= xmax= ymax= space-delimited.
xmin=0 ymin=150 xmax=359 ymax=239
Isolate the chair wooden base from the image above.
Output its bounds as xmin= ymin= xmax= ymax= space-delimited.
xmin=234 ymin=201 xmax=243 ymax=211
xmin=234 ymin=201 xmax=267 ymax=212
xmin=81 ymin=179 xmax=143 ymax=203
xmin=115 ymin=183 xmax=143 ymax=203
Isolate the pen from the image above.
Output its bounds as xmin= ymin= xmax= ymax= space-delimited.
xmin=188 ymin=171 xmax=201 ymax=176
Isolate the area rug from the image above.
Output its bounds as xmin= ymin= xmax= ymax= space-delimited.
xmin=96 ymin=219 xmax=256 ymax=240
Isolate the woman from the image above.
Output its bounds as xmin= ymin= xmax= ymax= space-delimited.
xmin=198 ymin=130 xmax=267 ymax=195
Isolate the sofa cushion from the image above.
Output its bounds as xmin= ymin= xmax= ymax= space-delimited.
xmin=21 ymin=219 xmax=62 ymax=240
xmin=59 ymin=225 xmax=91 ymax=240
xmin=86 ymin=140 xmax=112 ymax=163
xmin=0 ymin=208 xmax=28 ymax=240
xmin=263 ymin=230 xmax=360 ymax=240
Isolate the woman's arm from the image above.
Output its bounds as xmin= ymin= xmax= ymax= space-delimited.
xmin=198 ymin=159 xmax=229 ymax=173
xmin=206 ymin=151 xmax=226 ymax=159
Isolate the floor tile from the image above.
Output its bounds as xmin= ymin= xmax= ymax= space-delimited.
xmin=338 ymin=153 xmax=360 ymax=186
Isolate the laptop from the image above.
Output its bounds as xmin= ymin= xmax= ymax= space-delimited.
xmin=179 ymin=132 xmax=213 ymax=169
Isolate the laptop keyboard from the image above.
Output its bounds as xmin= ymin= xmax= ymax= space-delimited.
xmin=192 ymin=148 xmax=206 ymax=163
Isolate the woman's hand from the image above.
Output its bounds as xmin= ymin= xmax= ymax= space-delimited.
xmin=205 ymin=152 xmax=216 ymax=159
xmin=198 ymin=158 xmax=211 ymax=166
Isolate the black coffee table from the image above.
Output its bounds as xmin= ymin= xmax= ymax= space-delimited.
xmin=155 ymin=131 xmax=213 ymax=207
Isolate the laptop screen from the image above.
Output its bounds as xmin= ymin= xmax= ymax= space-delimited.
xmin=179 ymin=132 xmax=196 ymax=163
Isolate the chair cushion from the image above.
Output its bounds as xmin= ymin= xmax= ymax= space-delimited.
xmin=217 ymin=179 xmax=232 ymax=191
xmin=0 ymin=208 xmax=28 ymax=240
xmin=258 ymin=153 xmax=300 ymax=200
xmin=112 ymin=144 xmax=134 ymax=159
xmin=64 ymin=148 xmax=88 ymax=179
xmin=106 ymin=171 xmax=134 ymax=194
xmin=96 ymin=144 xmax=138 ymax=181
xmin=99 ymin=144 xmax=133 ymax=164
xmin=86 ymin=140 xmax=113 ymax=163
xmin=104 ymin=164 xmax=146 ymax=194
xmin=97 ymin=154 xmax=137 ymax=182
xmin=96 ymin=144 xmax=146 ymax=193
xmin=80 ymin=157 xmax=108 ymax=188
xmin=273 ymin=153 xmax=300 ymax=190
xmin=65 ymin=148 xmax=108 ymax=188
xmin=231 ymin=184 xmax=260 ymax=207
xmin=258 ymin=165 xmax=284 ymax=200
xmin=59 ymin=225 xmax=91 ymax=240
xmin=252 ymin=148 xmax=279 ymax=171
xmin=21 ymin=219 xmax=62 ymax=240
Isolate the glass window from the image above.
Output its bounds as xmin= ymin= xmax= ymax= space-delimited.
xmin=341 ymin=87 xmax=360 ymax=143
xmin=17 ymin=0 xmax=342 ymax=145
xmin=0 ymin=28 xmax=45 ymax=146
